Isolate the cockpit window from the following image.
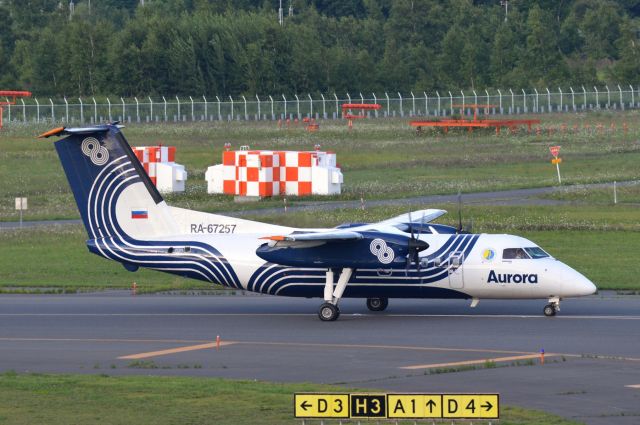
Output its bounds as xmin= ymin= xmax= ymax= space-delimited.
xmin=503 ymin=248 xmax=530 ymax=259
xmin=524 ymin=247 xmax=550 ymax=259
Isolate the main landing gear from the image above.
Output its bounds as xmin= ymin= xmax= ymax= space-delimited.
xmin=318 ymin=268 xmax=353 ymax=321
xmin=544 ymin=297 xmax=561 ymax=317
xmin=366 ymin=297 xmax=388 ymax=312
xmin=319 ymin=303 xmax=340 ymax=321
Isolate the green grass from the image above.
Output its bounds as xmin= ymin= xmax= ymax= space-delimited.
xmin=540 ymin=182 xmax=640 ymax=204
xmin=1 ymin=203 xmax=638 ymax=291
xmin=246 ymin=204 xmax=640 ymax=232
xmin=0 ymin=225 xmax=210 ymax=292
xmin=518 ymin=231 xmax=639 ymax=291
xmin=0 ymin=373 xmax=583 ymax=425
xmin=1 ymin=113 xmax=638 ymax=291
xmin=1 ymin=110 xmax=640 ymax=221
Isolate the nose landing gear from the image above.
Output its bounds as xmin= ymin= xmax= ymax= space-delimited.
xmin=544 ymin=297 xmax=561 ymax=317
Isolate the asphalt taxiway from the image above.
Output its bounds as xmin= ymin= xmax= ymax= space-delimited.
xmin=0 ymin=292 xmax=639 ymax=424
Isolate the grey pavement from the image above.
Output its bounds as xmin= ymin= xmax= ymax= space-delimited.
xmin=0 ymin=292 xmax=639 ymax=424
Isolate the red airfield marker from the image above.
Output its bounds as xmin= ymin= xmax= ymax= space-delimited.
xmin=0 ymin=90 xmax=32 ymax=129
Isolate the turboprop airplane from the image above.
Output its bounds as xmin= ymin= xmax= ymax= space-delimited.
xmin=39 ymin=124 xmax=597 ymax=321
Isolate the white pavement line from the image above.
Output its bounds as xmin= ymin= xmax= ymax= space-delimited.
xmin=0 ymin=313 xmax=639 ymax=320
xmin=386 ymin=314 xmax=640 ymax=320
xmin=0 ymin=313 xmax=312 ymax=316
xmin=0 ymin=337 xmax=211 ymax=344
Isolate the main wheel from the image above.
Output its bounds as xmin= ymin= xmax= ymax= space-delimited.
xmin=318 ymin=303 xmax=340 ymax=321
xmin=366 ymin=297 xmax=389 ymax=312
xmin=543 ymin=304 xmax=557 ymax=317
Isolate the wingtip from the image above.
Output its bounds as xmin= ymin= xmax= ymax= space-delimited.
xmin=37 ymin=126 xmax=66 ymax=138
xmin=260 ymin=235 xmax=287 ymax=241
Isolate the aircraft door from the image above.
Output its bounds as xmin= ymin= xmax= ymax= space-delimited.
xmin=448 ymin=251 xmax=465 ymax=289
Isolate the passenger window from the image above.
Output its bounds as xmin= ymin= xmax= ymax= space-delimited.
xmin=503 ymin=248 xmax=530 ymax=259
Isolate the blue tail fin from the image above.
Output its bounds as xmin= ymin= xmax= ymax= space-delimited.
xmin=42 ymin=124 xmax=164 ymax=238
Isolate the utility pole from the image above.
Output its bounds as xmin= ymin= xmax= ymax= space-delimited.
xmin=500 ymin=0 xmax=509 ymax=22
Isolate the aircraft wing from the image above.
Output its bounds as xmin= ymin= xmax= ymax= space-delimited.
xmin=377 ymin=209 xmax=447 ymax=228
xmin=261 ymin=230 xmax=363 ymax=242
xmin=37 ymin=124 xmax=125 ymax=138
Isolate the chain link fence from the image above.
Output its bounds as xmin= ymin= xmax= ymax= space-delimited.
xmin=2 ymin=85 xmax=639 ymax=126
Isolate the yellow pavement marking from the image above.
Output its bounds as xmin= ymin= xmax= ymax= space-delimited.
xmin=625 ymin=384 xmax=640 ymax=389
xmin=400 ymin=353 xmax=557 ymax=370
xmin=232 ymin=341 xmax=538 ymax=356
xmin=118 ymin=342 xmax=236 ymax=360
xmin=4 ymin=337 xmax=639 ymax=364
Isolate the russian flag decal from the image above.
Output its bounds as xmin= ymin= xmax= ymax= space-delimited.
xmin=131 ymin=210 xmax=148 ymax=219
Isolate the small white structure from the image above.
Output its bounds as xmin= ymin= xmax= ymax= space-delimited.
xmin=133 ymin=146 xmax=187 ymax=193
xmin=205 ymin=148 xmax=343 ymax=197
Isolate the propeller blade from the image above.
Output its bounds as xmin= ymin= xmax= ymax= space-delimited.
xmin=405 ymin=254 xmax=411 ymax=276
xmin=408 ymin=211 xmax=414 ymax=239
xmin=405 ymin=211 xmax=414 ymax=276
xmin=405 ymin=210 xmax=430 ymax=276
xmin=416 ymin=212 xmax=426 ymax=274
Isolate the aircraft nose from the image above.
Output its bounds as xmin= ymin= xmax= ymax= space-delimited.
xmin=564 ymin=268 xmax=597 ymax=296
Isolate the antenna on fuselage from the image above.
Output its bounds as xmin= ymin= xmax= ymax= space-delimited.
xmin=457 ymin=190 xmax=473 ymax=234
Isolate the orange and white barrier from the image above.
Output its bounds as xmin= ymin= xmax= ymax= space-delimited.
xmin=206 ymin=148 xmax=343 ymax=197
xmin=133 ymin=146 xmax=187 ymax=193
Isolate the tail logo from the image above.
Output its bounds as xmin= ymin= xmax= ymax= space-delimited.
xmin=81 ymin=137 xmax=109 ymax=166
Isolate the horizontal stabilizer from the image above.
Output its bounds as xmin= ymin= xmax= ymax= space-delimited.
xmin=38 ymin=124 xmax=124 ymax=139
xmin=378 ymin=209 xmax=447 ymax=227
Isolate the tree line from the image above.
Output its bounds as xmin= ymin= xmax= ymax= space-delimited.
xmin=0 ymin=0 xmax=638 ymax=97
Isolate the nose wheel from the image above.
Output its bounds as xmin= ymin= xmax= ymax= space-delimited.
xmin=366 ymin=297 xmax=388 ymax=312
xmin=543 ymin=304 xmax=557 ymax=317
xmin=544 ymin=297 xmax=560 ymax=317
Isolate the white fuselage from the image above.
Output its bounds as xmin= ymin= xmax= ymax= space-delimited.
xmin=148 ymin=217 xmax=596 ymax=301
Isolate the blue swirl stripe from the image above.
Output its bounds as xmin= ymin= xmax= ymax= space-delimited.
xmin=249 ymin=234 xmax=479 ymax=296
xmin=86 ymin=158 xmax=240 ymax=287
